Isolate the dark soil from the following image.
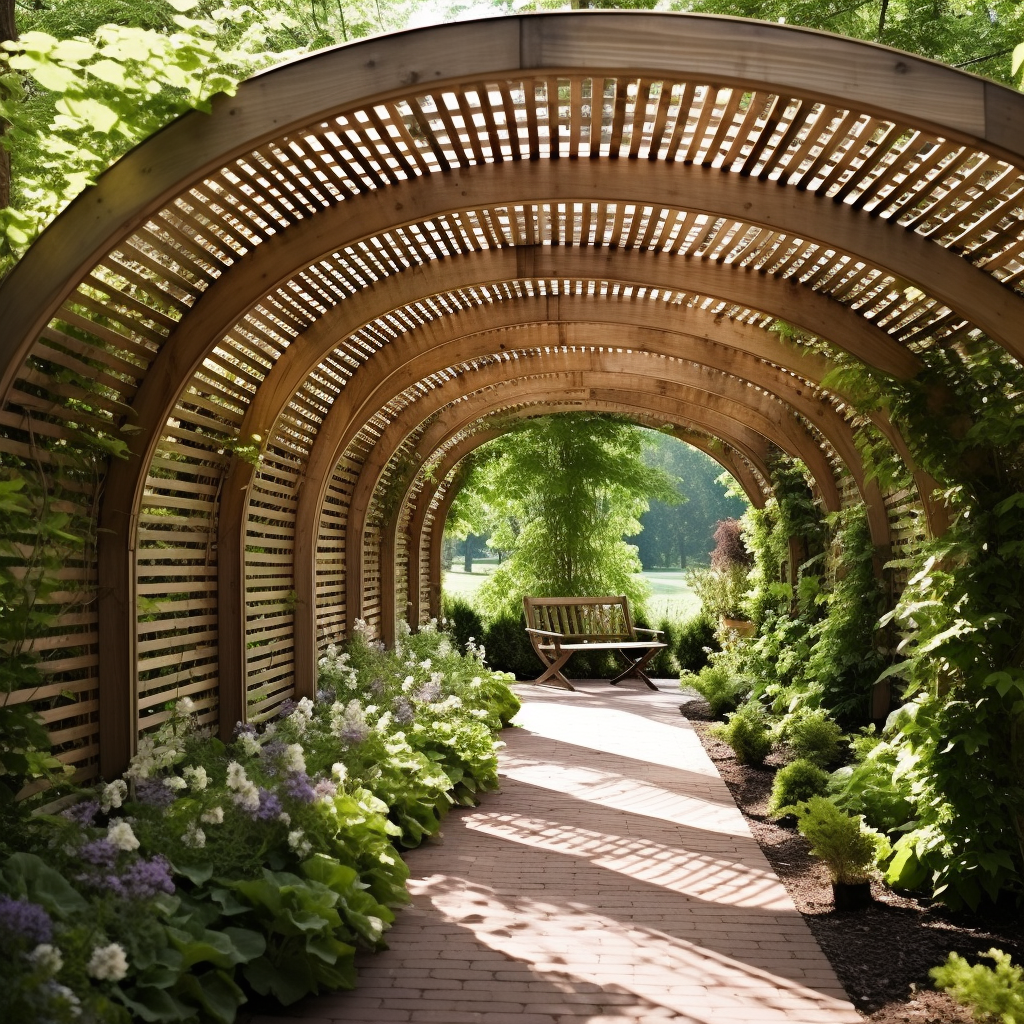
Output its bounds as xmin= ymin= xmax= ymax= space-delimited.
xmin=683 ymin=693 xmax=1024 ymax=1024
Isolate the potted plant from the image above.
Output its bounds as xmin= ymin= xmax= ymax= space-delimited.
xmin=793 ymin=796 xmax=891 ymax=910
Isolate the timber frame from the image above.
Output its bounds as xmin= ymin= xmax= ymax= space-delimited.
xmin=0 ymin=12 xmax=1021 ymax=778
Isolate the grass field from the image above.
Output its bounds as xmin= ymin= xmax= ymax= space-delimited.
xmin=442 ymin=561 xmax=701 ymax=622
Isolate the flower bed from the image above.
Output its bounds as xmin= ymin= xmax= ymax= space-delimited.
xmin=0 ymin=622 xmax=520 ymax=1023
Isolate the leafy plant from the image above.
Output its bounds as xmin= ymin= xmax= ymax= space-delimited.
xmin=685 ymin=659 xmax=748 ymax=718
xmin=931 ymin=948 xmax=1024 ymax=1023
xmin=441 ymin=596 xmax=484 ymax=655
xmin=767 ymin=758 xmax=830 ymax=818
xmin=830 ymin=730 xmax=915 ymax=834
xmin=794 ymin=796 xmax=891 ymax=885
xmin=782 ymin=710 xmax=845 ymax=768
xmin=712 ymin=701 xmax=772 ymax=766
xmin=482 ymin=614 xmax=542 ymax=679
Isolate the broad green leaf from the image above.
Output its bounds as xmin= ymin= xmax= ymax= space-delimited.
xmin=28 ymin=61 xmax=78 ymax=93
xmin=87 ymin=59 xmax=127 ymax=87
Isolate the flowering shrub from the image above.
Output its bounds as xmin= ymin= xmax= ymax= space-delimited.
xmin=0 ymin=622 xmax=519 ymax=1021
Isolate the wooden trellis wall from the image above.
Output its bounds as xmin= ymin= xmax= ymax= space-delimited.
xmin=0 ymin=13 xmax=1021 ymax=780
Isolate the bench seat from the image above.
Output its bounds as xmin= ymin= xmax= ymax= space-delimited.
xmin=523 ymin=595 xmax=666 ymax=691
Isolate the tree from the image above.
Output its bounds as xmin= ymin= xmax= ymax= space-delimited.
xmin=629 ymin=432 xmax=749 ymax=568
xmin=450 ymin=414 xmax=678 ymax=618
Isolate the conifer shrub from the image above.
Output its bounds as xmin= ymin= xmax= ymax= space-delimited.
xmin=442 ymin=596 xmax=484 ymax=654
xmin=782 ymin=709 xmax=845 ymax=767
xmin=675 ymin=612 xmax=719 ymax=673
xmin=482 ymin=614 xmax=542 ymax=678
xmin=686 ymin=662 xmax=747 ymax=718
xmin=712 ymin=701 xmax=772 ymax=766
xmin=767 ymin=758 xmax=830 ymax=818
xmin=793 ymin=796 xmax=891 ymax=885
xmin=931 ymin=949 xmax=1024 ymax=1023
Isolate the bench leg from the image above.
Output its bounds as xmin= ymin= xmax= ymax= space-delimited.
xmin=532 ymin=650 xmax=576 ymax=690
xmin=609 ymin=648 xmax=660 ymax=690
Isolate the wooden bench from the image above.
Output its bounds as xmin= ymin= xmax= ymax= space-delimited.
xmin=523 ymin=595 xmax=666 ymax=691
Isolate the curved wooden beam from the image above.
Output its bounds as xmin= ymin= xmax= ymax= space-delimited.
xmin=338 ymin=356 xmax=851 ymax=626
xmin=350 ymin=372 xmax=840 ymax=642
xmin=6 ymin=11 xmax=1023 ymax=385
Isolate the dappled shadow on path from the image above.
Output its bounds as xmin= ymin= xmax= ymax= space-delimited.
xmin=242 ymin=681 xmax=858 ymax=1024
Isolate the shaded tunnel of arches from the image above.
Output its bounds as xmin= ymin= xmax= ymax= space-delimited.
xmin=1 ymin=11 xmax=1022 ymax=780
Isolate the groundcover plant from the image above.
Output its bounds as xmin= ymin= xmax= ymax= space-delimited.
xmin=0 ymin=620 xmax=520 ymax=1023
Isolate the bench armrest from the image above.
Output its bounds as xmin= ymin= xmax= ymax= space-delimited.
xmin=634 ymin=627 xmax=665 ymax=638
xmin=525 ymin=627 xmax=564 ymax=639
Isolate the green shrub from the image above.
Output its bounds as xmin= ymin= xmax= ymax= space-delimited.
xmin=482 ymin=614 xmax=541 ymax=678
xmin=712 ymin=701 xmax=772 ymax=766
xmin=675 ymin=612 xmax=719 ymax=673
xmin=830 ymin=730 xmax=915 ymax=834
xmin=767 ymin=758 xmax=830 ymax=818
xmin=442 ymin=595 xmax=484 ymax=654
xmin=931 ymin=949 xmax=1024 ymax=1023
xmin=686 ymin=662 xmax=747 ymax=718
xmin=794 ymin=796 xmax=891 ymax=884
xmin=782 ymin=709 xmax=845 ymax=767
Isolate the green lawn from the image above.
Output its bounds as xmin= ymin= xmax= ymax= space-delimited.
xmin=442 ymin=563 xmax=701 ymax=622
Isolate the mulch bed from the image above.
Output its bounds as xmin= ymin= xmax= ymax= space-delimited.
xmin=682 ymin=693 xmax=1024 ymax=1024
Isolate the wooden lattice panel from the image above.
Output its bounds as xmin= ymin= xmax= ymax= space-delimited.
xmin=1 ymin=19 xmax=1022 ymax=773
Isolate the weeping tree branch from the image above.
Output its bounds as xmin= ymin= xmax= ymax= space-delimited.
xmin=0 ymin=0 xmax=14 ymax=211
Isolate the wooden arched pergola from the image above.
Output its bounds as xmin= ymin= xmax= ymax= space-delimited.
xmin=1 ymin=12 xmax=1021 ymax=777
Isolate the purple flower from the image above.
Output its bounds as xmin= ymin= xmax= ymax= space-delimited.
xmin=340 ymin=723 xmax=369 ymax=745
xmin=392 ymin=697 xmax=415 ymax=725
xmin=135 ymin=779 xmax=175 ymax=808
xmin=0 ymin=896 xmax=53 ymax=946
xmin=414 ymin=680 xmax=442 ymax=704
xmin=259 ymin=741 xmax=285 ymax=774
xmin=79 ymin=838 xmax=119 ymax=869
xmin=233 ymin=722 xmax=257 ymax=739
xmin=120 ymin=856 xmax=175 ymax=900
xmin=369 ymin=677 xmax=385 ymax=697
xmin=315 ymin=688 xmax=336 ymax=706
xmin=253 ymin=788 xmax=283 ymax=821
xmin=282 ymin=772 xmax=315 ymax=804
xmin=62 ymin=799 xmax=100 ymax=827
xmin=277 ymin=699 xmax=297 ymax=719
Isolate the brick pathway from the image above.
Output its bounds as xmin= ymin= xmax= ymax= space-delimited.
xmin=248 ymin=681 xmax=861 ymax=1024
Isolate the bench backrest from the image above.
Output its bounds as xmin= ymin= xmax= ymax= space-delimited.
xmin=523 ymin=595 xmax=635 ymax=641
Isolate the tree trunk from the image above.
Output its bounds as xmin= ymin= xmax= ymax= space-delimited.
xmin=463 ymin=535 xmax=473 ymax=573
xmin=0 ymin=0 xmax=16 ymax=211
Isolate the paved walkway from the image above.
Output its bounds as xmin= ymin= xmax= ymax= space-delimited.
xmin=248 ymin=681 xmax=861 ymax=1024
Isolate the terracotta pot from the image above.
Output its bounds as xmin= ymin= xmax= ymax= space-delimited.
xmin=831 ymin=880 xmax=872 ymax=911
xmin=720 ymin=617 xmax=756 ymax=638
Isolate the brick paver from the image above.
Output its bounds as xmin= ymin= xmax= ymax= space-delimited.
xmin=247 ymin=681 xmax=861 ymax=1024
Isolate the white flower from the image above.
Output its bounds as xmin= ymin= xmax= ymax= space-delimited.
xmin=436 ymin=639 xmax=453 ymax=658
xmin=282 ymin=743 xmax=306 ymax=774
xmin=200 ymin=805 xmax=224 ymax=824
xmin=397 ymin=619 xmax=412 ymax=637
xmin=470 ymin=676 xmax=483 ymax=688
xmin=233 ymin=781 xmax=260 ymax=812
xmin=419 ymin=659 xmax=432 ymax=670
xmin=226 ymin=761 xmax=247 ymax=789
xmin=29 ymin=943 xmax=63 ymax=975
xmin=402 ymin=675 xmax=415 ymax=692
xmin=262 ymin=722 xmax=278 ymax=740
xmin=182 ymin=822 xmax=206 ymax=848
xmin=175 ymin=696 xmax=195 ymax=716
xmin=87 ymin=942 xmax=129 ymax=982
xmin=331 ymin=762 xmax=348 ymax=782
xmin=106 ymin=820 xmax=139 ymax=852
xmin=278 ymin=811 xmax=291 ymax=826
xmin=375 ymin=711 xmax=393 ymax=733
xmin=287 ymin=829 xmax=312 ymax=857
xmin=53 ymin=983 xmax=81 ymax=1017
xmin=99 ymin=780 xmax=127 ymax=813
xmin=238 ymin=733 xmax=260 ymax=756
xmin=163 ymin=776 xmax=187 ymax=791
xmin=366 ymin=915 xmax=385 ymax=940
xmin=353 ymin=618 xmax=368 ymax=634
